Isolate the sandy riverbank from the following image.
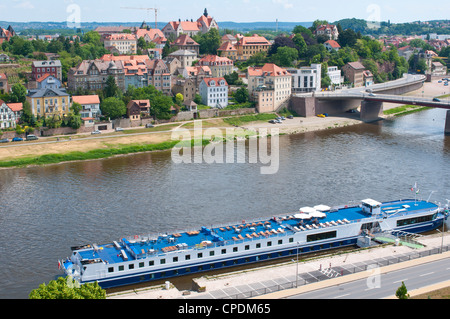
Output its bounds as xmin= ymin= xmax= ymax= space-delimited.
xmin=0 ymin=78 xmax=446 ymax=167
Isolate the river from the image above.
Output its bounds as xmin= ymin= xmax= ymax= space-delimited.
xmin=0 ymin=108 xmax=449 ymax=299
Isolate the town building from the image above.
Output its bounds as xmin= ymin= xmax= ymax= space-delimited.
xmin=342 ymin=61 xmax=367 ymax=87
xmin=162 ymin=9 xmax=219 ymax=39
xmin=31 ymin=60 xmax=62 ymax=82
xmin=197 ymin=8 xmax=219 ymax=34
xmin=103 ymin=33 xmax=137 ymax=55
xmin=327 ymin=66 xmax=344 ymax=86
xmin=0 ymin=25 xmax=16 ymax=45
xmin=431 ymin=61 xmax=447 ymax=76
xmin=171 ymin=34 xmax=200 ymax=55
xmin=363 ymin=70 xmax=374 ymax=87
xmin=26 ymin=86 xmax=71 ymax=119
xmin=288 ymin=64 xmax=322 ymax=93
xmin=0 ymin=73 xmax=7 ymax=94
xmin=126 ymin=100 xmax=151 ymax=121
xmin=117 ymin=59 xmax=149 ymax=89
xmin=234 ymin=35 xmax=271 ymax=61
xmin=199 ymin=77 xmax=229 ymax=109
xmin=164 ymin=57 xmax=182 ymax=75
xmin=68 ymin=60 xmax=125 ymax=92
xmin=247 ymin=63 xmax=291 ymax=113
xmin=324 ymin=40 xmax=341 ymax=52
xmin=217 ymin=41 xmax=238 ymax=61
xmin=0 ymin=53 xmax=10 ymax=62
xmin=172 ymin=78 xmax=197 ymax=106
xmin=168 ymin=49 xmax=197 ymax=69
xmin=146 ymin=59 xmax=172 ymax=94
xmin=72 ymin=95 xmax=102 ymax=120
xmin=0 ymin=100 xmax=22 ymax=129
xmin=314 ymin=24 xmax=339 ymax=40
xmin=196 ymin=55 xmax=234 ymax=78
xmin=135 ymin=27 xmax=165 ymax=44
xmin=36 ymin=74 xmax=62 ymax=90
xmin=94 ymin=26 xmax=136 ymax=36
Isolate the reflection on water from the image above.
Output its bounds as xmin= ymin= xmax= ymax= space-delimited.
xmin=0 ymin=108 xmax=449 ymax=298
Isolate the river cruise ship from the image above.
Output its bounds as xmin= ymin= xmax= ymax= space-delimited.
xmin=60 ymin=198 xmax=448 ymax=289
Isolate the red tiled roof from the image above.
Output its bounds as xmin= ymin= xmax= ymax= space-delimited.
xmin=325 ymin=40 xmax=341 ymax=48
xmin=36 ymin=73 xmax=52 ymax=83
xmin=202 ymin=77 xmax=228 ymax=87
xmin=248 ymin=63 xmax=290 ymax=77
xmin=198 ymin=55 xmax=233 ymax=65
xmin=6 ymin=102 xmax=22 ymax=112
xmin=104 ymin=33 xmax=137 ymax=41
xmin=72 ymin=95 xmax=100 ymax=105
xmin=218 ymin=41 xmax=236 ymax=52
xmin=237 ymin=35 xmax=271 ymax=46
xmin=172 ymin=34 xmax=199 ymax=46
xmin=135 ymin=28 xmax=164 ymax=41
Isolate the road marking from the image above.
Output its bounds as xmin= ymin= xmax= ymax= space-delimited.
xmin=333 ymin=293 xmax=350 ymax=299
xmin=420 ymin=272 xmax=435 ymax=277
xmin=393 ymin=279 xmax=408 ymax=284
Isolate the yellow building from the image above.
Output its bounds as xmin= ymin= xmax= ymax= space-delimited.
xmin=218 ymin=35 xmax=271 ymax=62
xmin=27 ymin=87 xmax=71 ymax=118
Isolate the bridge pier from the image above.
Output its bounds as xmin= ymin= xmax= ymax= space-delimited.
xmin=360 ymin=100 xmax=383 ymax=123
xmin=445 ymin=110 xmax=450 ymax=136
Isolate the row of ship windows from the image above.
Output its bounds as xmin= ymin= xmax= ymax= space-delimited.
xmin=108 ymin=238 xmax=294 ymax=273
xmin=108 ymin=239 xmax=354 ymax=279
xmin=107 ymin=231 xmax=338 ymax=273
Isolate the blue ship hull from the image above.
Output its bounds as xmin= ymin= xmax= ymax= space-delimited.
xmin=61 ymin=198 xmax=448 ymax=290
xmin=88 ymin=237 xmax=360 ymax=289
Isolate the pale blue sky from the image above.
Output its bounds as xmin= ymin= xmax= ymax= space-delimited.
xmin=1 ymin=0 xmax=449 ymax=23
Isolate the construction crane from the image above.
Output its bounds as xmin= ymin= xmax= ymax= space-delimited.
xmin=121 ymin=7 xmax=158 ymax=29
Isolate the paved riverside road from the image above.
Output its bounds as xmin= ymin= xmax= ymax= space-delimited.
xmin=285 ymin=256 xmax=450 ymax=299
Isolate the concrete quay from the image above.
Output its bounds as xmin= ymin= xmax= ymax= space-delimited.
xmin=108 ymin=232 xmax=450 ymax=299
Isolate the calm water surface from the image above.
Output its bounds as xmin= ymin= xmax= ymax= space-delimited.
xmin=1 ymin=108 xmax=449 ymax=298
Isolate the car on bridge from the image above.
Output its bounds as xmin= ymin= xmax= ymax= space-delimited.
xmin=433 ymin=98 xmax=441 ymax=102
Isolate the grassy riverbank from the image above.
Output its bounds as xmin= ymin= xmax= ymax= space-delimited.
xmin=0 ymin=139 xmax=209 ymax=168
xmin=383 ymin=104 xmax=431 ymax=117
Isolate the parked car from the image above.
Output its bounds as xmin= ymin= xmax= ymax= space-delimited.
xmin=26 ymin=135 xmax=38 ymax=141
xmin=145 ymin=123 xmax=154 ymax=128
xmin=115 ymin=127 xmax=124 ymax=132
xmin=269 ymin=120 xmax=276 ymax=124
xmin=0 ymin=138 xmax=9 ymax=143
xmin=91 ymin=130 xmax=101 ymax=135
xmin=12 ymin=137 xmax=23 ymax=142
xmin=287 ymin=115 xmax=294 ymax=119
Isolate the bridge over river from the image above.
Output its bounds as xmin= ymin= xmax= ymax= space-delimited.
xmin=290 ymin=74 xmax=450 ymax=134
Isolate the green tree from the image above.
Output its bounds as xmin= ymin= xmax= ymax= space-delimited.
xmin=151 ymin=95 xmax=174 ymax=120
xmin=175 ymin=93 xmax=184 ymax=105
xmin=338 ymin=29 xmax=358 ymax=48
xmin=270 ymin=46 xmax=298 ymax=67
xmin=103 ymin=76 xmax=120 ymax=98
xmin=234 ymin=87 xmax=249 ymax=104
xmin=292 ymin=33 xmax=308 ymax=58
xmin=70 ymin=102 xmax=82 ymax=116
xmin=395 ymin=281 xmax=410 ymax=299
xmin=19 ymin=101 xmax=36 ymax=127
xmin=68 ymin=114 xmax=82 ymax=129
xmin=9 ymin=83 xmax=27 ymax=103
xmin=82 ymin=31 xmax=102 ymax=46
xmin=101 ymin=97 xmax=126 ymax=120
xmin=29 ymin=276 xmax=106 ymax=299
xmin=195 ymin=28 xmax=221 ymax=55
